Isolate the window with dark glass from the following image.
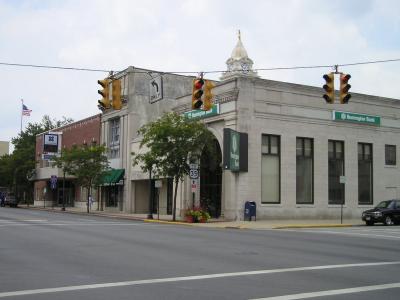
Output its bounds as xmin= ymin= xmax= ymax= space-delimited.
xmin=296 ymin=138 xmax=313 ymax=204
xmin=358 ymin=143 xmax=373 ymax=205
xmin=109 ymin=118 xmax=120 ymax=159
xmin=261 ymin=135 xmax=280 ymax=204
xmin=385 ymin=145 xmax=396 ymax=166
xmin=328 ymin=140 xmax=345 ymax=205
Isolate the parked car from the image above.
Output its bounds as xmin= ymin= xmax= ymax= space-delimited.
xmin=361 ymin=200 xmax=400 ymax=226
xmin=4 ymin=193 xmax=18 ymax=208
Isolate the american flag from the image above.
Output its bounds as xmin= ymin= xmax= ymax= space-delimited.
xmin=22 ymin=104 xmax=32 ymax=116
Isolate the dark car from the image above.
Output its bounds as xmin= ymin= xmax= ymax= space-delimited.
xmin=362 ymin=200 xmax=400 ymax=226
xmin=4 ymin=193 xmax=18 ymax=208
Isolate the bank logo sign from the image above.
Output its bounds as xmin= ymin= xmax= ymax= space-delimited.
xmin=230 ymin=131 xmax=240 ymax=171
xmin=333 ymin=111 xmax=381 ymax=126
xmin=223 ymin=128 xmax=248 ymax=172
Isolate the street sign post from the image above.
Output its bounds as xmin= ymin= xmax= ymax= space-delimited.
xmin=189 ymin=164 xmax=199 ymax=208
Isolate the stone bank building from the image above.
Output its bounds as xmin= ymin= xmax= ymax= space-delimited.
xmin=100 ymin=36 xmax=400 ymax=220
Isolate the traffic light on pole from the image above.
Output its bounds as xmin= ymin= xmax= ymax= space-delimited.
xmin=111 ymin=79 xmax=122 ymax=110
xmin=322 ymin=72 xmax=335 ymax=104
xmin=203 ymin=80 xmax=215 ymax=111
xmin=339 ymin=73 xmax=351 ymax=104
xmin=192 ymin=77 xmax=204 ymax=109
xmin=98 ymin=79 xmax=110 ymax=109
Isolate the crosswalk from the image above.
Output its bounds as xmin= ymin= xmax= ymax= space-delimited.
xmin=284 ymin=226 xmax=400 ymax=241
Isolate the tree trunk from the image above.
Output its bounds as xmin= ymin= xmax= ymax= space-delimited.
xmin=173 ymin=177 xmax=179 ymax=221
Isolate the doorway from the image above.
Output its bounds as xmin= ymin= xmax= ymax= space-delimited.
xmin=200 ymin=139 xmax=222 ymax=218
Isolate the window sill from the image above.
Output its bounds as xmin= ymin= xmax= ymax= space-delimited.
xmin=296 ymin=204 xmax=315 ymax=208
xmin=260 ymin=203 xmax=282 ymax=207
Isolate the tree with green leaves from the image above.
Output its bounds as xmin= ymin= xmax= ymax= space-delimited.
xmin=52 ymin=142 xmax=109 ymax=213
xmin=132 ymin=112 xmax=215 ymax=221
xmin=0 ymin=115 xmax=73 ymax=202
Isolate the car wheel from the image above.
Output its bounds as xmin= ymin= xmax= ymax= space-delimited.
xmin=366 ymin=221 xmax=374 ymax=226
xmin=384 ymin=215 xmax=394 ymax=226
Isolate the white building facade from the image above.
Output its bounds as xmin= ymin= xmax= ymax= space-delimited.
xmin=100 ymin=36 xmax=400 ymax=221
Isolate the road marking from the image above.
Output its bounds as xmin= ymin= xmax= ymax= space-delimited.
xmin=249 ymin=282 xmax=400 ymax=300
xmin=0 ymin=222 xmax=157 ymax=227
xmin=0 ymin=261 xmax=399 ymax=298
xmin=285 ymin=228 xmax=400 ymax=240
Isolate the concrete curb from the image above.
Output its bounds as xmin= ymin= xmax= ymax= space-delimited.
xmin=143 ymin=219 xmax=195 ymax=226
xmin=19 ymin=206 xmax=364 ymax=230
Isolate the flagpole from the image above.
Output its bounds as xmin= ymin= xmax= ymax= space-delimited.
xmin=20 ymin=99 xmax=23 ymax=134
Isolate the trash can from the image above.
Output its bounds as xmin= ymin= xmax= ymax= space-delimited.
xmin=244 ymin=201 xmax=256 ymax=221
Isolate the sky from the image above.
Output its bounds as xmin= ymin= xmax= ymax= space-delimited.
xmin=0 ymin=0 xmax=399 ymax=151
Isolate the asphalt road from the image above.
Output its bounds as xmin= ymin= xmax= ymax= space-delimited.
xmin=0 ymin=207 xmax=399 ymax=300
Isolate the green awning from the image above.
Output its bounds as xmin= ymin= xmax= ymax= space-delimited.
xmin=101 ymin=169 xmax=125 ymax=185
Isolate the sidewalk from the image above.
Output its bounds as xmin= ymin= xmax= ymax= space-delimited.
xmin=19 ymin=205 xmax=364 ymax=229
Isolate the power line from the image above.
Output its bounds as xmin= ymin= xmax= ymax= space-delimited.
xmin=0 ymin=58 xmax=399 ymax=76
xmin=0 ymin=62 xmax=111 ymax=73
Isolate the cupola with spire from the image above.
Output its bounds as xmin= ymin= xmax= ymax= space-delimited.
xmin=220 ymin=30 xmax=258 ymax=80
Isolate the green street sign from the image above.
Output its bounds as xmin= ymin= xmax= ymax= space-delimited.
xmin=184 ymin=104 xmax=219 ymax=120
xmin=332 ymin=111 xmax=381 ymax=126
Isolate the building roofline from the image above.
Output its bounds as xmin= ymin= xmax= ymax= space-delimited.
xmin=36 ymin=114 xmax=101 ymax=137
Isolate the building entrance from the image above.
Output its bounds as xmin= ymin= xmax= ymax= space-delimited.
xmin=200 ymin=139 xmax=222 ymax=218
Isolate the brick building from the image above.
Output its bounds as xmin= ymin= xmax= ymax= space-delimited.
xmin=33 ymin=114 xmax=101 ymax=208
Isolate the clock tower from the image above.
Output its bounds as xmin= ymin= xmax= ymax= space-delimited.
xmin=220 ymin=30 xmax=258 ymax=81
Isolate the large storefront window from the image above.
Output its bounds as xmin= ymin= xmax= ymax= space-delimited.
xmin=261 ymin=135 xmax=280 ymax=204
xmin=358 ymin=143 xmax=373 ymax=205
xmin=328 ymin=140 xmax=345 ymax=205
xmin=296 ymin=137 xmax=313 ymax=204
xmin=105 ymin=185 xmax=122 ymax=208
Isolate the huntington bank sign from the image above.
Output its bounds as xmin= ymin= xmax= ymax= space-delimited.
xmin=223 ymin=128 xmax=248 ymax=172
xmin=332 ymin=111 xmax=381 ymax=126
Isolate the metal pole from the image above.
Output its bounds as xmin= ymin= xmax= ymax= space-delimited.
xmin=157 ymin=188 xmax=160 ymax=220
xmin=62 ymin=170 xmax=66 ymax=211
xmin=147 ymin=169 xmax=153 ymax=219
xmin=340 ymin=203 xmax=343 ymax=224
xmin=20 ymin=99 xmax=23 ymax=134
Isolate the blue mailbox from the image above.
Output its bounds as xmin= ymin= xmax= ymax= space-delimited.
xmin=244 ymin=201 xmax=256 ymax=221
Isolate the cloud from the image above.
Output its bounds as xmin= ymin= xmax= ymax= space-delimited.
xmin=0 ymin=0 xmax=399 ymax=145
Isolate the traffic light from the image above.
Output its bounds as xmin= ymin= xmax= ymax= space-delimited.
xmin=203 ymin=80 xmax=215 ymax=111
xmin=192 ymin=77 xmax=204 ymax=109
xmin=339 ymin=73 xmax=351 ymax=104
xmin=111 ymin=79 xmax=122 ymax=110
xmin=322 ymin=72 xmax=335 ymax=104
xmin=98 ymin=79 xmax=110 ymax=109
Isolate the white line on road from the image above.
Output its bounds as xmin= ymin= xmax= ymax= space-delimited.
xmin=249 ymin=282 xmax=400 ymax=300
xmin=0 ymin=222 xmax=157 ymax=227
xmin=0 ymin=261 xmax=399 ymax=298
xmin=285 ymin=228 xmax=400 ymax=240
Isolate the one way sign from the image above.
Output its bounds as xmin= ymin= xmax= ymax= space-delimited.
xmin=149 ymin=75 xmax=163 ymax=103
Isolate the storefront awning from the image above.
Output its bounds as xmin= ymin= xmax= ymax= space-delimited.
xmin=101 ymin=169 xmax=125 ymax=185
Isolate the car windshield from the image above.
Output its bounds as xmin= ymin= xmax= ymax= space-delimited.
xmin=375 ymin=200 xmax=392 ymax=209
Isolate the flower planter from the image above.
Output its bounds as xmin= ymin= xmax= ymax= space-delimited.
xmin=185 ymin=215 xmax=194 ymax=223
